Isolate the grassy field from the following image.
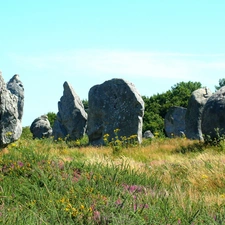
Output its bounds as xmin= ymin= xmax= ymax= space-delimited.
xmin=1 ymin=134 xmax=225 ymax=224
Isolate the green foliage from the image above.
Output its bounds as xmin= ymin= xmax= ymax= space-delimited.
xmin=215 ymin=78 xmax=225 ymax=91
xmin=203 ymin=128 xmax=225 ymax=152
xmin=175 ymin=142 xmax=205 ymax=154
xmin=21 ymin=126 xmax=33 ymax=140
xmin=66 ymin=135 xmax=89 ymax=148
xmin=82 ymin=99 xmax=89 ymax=113
xmin=103 ymin=129 xmax=138 ymax=155
xmin=143 ymin=81 xmax=202 ymax=135
xmin=47 ymin=112 xmax=57 ymax=127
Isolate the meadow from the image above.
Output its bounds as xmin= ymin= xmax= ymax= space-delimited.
xmin=1 ymin=131 xmax=225 ymax=224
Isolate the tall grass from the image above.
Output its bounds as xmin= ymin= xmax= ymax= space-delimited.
xmin=0 ymin=135 xmax=225 ymax=224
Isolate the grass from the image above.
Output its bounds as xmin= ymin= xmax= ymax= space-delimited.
xmin=1 ymin=135 xmax=225 ymax=224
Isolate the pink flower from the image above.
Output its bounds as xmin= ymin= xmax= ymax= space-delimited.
xmin=115 ymin=198 xmax=122 ymax=205
xmin=93 ymin=210 xmax=101 ymax=222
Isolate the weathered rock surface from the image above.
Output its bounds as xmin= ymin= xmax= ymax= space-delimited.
xmin=164 ymin=106 xmax=187 ymax=138
xmin=30 ymin=115 xmax=52 ymax=139
xmin=143 ymin=130 xmax=154 ymax=139
xmin=53 ymin=82 xmax=87 ymax=140
xmin=202 ymin=86 xmax=225 ymax=140
xmin=7 ymin=74 xmax=24 ymax=121
xmin=87 ymin=78 xmax=145 ymax=145
xmin=0 ymin=72 xmax=23 ymax=147
xmin=185 ymin=87 xmax=212 ymax=140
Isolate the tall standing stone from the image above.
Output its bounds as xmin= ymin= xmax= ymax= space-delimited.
xmin=185 ymin=87 xmax=212 ymax=140
xmin=164 ymin=106 xmax=187 ymax=138
xmin=202 ymin=86 xmax=225 ymax=140
xmin=0 ymin=72 xmax=23 ymax=146
xmin=7 ymin=74 xmax=24 ymax=121
xmin=87 ymin=78 xmax=145 ymax=146
xmin=53 ymin=82 xmax=87 ymax=140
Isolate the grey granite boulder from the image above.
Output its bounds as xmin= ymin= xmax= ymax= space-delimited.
xmin=0 ymin=72 xmax=23 ymax=147
xmin=53 ymin=82 xmax=87 ymax=140
xmin=202 ymin=86 xmax=225 ymax=140
xmin=143 ymin=130 xmax=154 ymax=139
xmin=164 ymin=106 xmax=187 ymax=138
xmin=87 ymin=78 xmax=145 ymax=146
xmin=7 ymin=74 xmax=24 ymax=121
xmin=30 ymin=115 xmax=52 ymax=139
xmin=185 ymin=87 xmax=212 ymax=140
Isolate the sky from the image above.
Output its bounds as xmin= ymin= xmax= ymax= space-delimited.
xmin=1 ymin=0 xmax=225 ymax=126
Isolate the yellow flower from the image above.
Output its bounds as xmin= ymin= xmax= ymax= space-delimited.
xmin=103 ymin=133 xmax=109 ymax=138
xmin=6 ymin=132 xmax=13 ymax=137
xmin=114 ymin=128 xmax=120 ymax=133
xmin=220 ymin=194 xmax=225 ymax=199
xmin=59 ymin=198 xmax=66 ymax=203
xmin=201 ymin=174 xmax=208 ymax=179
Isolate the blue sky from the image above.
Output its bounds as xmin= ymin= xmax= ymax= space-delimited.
xmin=1 ymin=0 xmax=225 ymax=126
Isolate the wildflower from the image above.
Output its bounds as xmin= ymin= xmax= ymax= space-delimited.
xmin=17 ymin=161 xmax=24 ymax=167
xmin=59 ymin=197 xmax=66 ymax=203
xmin=6 ymin=132 xmax=13 ymax=137
xmin=93 ymin=210 xmax=101 ymax=222
xmin=72 ymin=207 xmax=78 ymax=217
xmin=115 ymin=198 xmax=122 ymax=205
xmin=75 ymin=140 xmax=80 ymax=146
xmin=201 ymin=174 xmax=208 ymax=179
xmin=10 ymin=143 xmax=17 ymax=148
xmin=220 ymin=194 xmax=225 ymax=198
xmin=58 ymin=137 xmax=63 ymax=141
xmin=133 ymin=203 xmax=137 ymax=211
xmin=114 ymin=128 xmax=120 ymax=133
xmin=103 ymin=133 xmax=109 ymax=138
xmin=123 ymin=184 xmax=145 ymax=193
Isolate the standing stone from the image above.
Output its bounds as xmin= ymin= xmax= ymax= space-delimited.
xmin=0 ymin=72 xmax=23 ymax=146
xmin=202 ymin=86 xmax=225 ymax=140
xmin=185 ymin=87 xmax=212 ymax=140
xmin=164 ymin=106 xmax=187 ymax=138
xmin=143 ymin=130 xmax=154 ymax=139
xmin=7 ymin=74 xmax=24 ymax=121
xmin=53 ymin=82 xmax=87 ymax=140
xmin=30 ymin=115 xmax=52 ymax=139
xmin=87 ymin=78 xmax=145 ymax=146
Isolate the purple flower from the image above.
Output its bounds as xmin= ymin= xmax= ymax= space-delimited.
xmin=122 ymin=184 xmax=144 ymax=193
xmin=17 ymin=161 xmax=24 ymax=167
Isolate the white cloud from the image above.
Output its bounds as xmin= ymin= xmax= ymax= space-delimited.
xmin=9 ymin=49 xmax=225 ymax=81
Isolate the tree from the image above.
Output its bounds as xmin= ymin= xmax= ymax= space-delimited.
xmin=47 ymin=112 xmax=57 ymax=127
xmin=215 ymin=78 xmax=225 ymax=91
xmin=82 ymin=99 xmax=89 ymax=113
xmin=143 ymin=81 xmax=202 ymax=136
